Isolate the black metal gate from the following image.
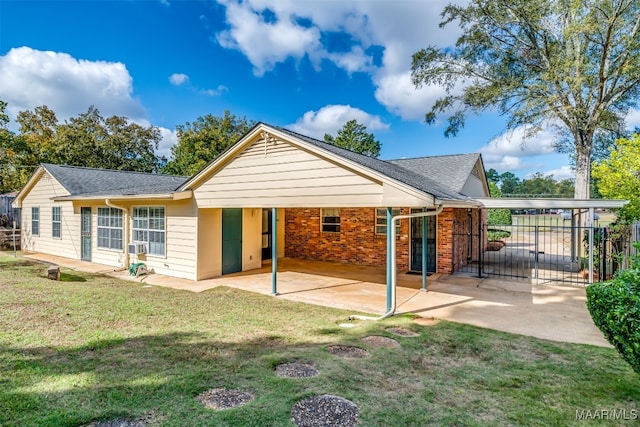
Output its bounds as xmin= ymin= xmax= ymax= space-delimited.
xmin=457 ymin=219 xmax=633 ymax=285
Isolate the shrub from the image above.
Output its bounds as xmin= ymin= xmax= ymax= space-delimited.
xmin=487 ymin=208 xmax=512 ymax=225
xmin=487 ymin=229 xmax=511 ymax=241
xmin=586 ymin=269 xmax=640 ymax=374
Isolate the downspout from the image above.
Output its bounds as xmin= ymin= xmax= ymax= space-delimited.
xmin=105 ymin=199 xmax=130 ymax=269
xmin=350 ymin=204 xmax=444 ymax=321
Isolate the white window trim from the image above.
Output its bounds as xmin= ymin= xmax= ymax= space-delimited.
xmin=375 ymin=208 xmax=401 ymax=235
xmin=31 ymin=207 xmax=39 ymax=236
xmin=52 ymin=206 xmax=61 ymax=239
xmin=97 ymin=207 xmax=123 ymax=251
xmin=321 ymin=208 xmax=341 ymax=233
xmin=132 ymin=206 xmax=166 ymax=257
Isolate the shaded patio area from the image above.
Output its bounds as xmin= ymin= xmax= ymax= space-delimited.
xmin=23 ymin=253 xmax=609 ymax=347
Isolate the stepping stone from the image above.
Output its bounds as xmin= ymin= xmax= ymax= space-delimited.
xmin=386 ymin=327 xmax=420 ymax=337
xmin=361 ymin=335 xmax=400 ymax=348
xmin=196 ymin=388 xmax=254 ymax=410
xmin=291 ymin=394 xmax=359 ymax=427
xmin=83 ymin=418 xmax=147 ymax=427
xmin=275 ymin=362 xmax=319 ymax=378
xmin=327 ymin=345 xmax=370 ymax=359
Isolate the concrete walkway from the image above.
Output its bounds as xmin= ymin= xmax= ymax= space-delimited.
xmin=24 ymin=253 xmax=609 ymax=347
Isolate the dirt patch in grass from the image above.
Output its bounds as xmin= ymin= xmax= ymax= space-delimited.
xmin=327 ymin=345 xmax=370 ymax=359
xmin=82 ymin=412 xmax=164 ymax=427
xmin=275 ymin=362 xmax=319 ymax=378
xmin=386 ymin=327 xmax=420 ymax=337
xmin=362 ymin=335 xmax=400 ymax=348
xmin=291 ymin=394 xmax=359 ymax=427
xmin=414 ymin=317 xmax=440 ymax=327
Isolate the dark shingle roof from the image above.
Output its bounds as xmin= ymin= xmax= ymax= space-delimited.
xmin=273 ymin=126 xmax=474 ymax=202
xmin=42 ymin=164 xmax=188 ymax=197
xmin=388 ymin=154 xmax=481 ymax=195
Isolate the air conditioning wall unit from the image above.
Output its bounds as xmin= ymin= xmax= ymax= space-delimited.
xmin=128 ymin=243 xmax=147 ymax=255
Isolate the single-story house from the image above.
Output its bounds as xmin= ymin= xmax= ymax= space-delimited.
xmin=12 ymin=123 xmax=490 ymax=282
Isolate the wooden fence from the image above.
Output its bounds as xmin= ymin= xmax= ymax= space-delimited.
xmin=0 ymin=228 xmax=20 ymax=250
xmin=0 ymin=193 xmax=20 ymax=229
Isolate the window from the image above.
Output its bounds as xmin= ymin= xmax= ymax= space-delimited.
xmin=321 ymin=208 xmax=340 ymax=233
xmin=52 ymin=207 xmax=61 ymax=238
xmin=132 ymin=207 xmax=165 ymax=256
xmin=376 ymin=208 xmax=401 ymax=235
xmin=97 ymin=207 xmax=123 ymax=250
xmin=31 ymin=207 xmax=39 ymax=236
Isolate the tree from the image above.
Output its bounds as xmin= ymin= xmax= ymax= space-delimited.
xmin=485 ymin=168 xmax=500 ymax=184
xmin=487 ymin=181 xmax=512 ymax=224
xmin=519 ymin=172 xmax=559 ymax=196
xmin=163 ymin=111 xmax=255 ymax=176
xmin=324 ymin=119 xmax=381 ymax=157
xmin=498 ymin=172 xmax=521 ymax=195
xmin=411 ymin=0 xmax=640 ymax=201
xmin=592 ymin=134 xmax=640 ymax=221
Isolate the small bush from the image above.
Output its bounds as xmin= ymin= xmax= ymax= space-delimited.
xmin=586 ymin=269 xmax=640 ymax=374
xmin=487 ymin=208 xmax=512 ymax=225
xmin=487 ymin=229 xmax=511 ymax=241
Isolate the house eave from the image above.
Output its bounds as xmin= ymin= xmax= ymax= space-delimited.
xmin=52 ymin=190 xmax=193 ymax=202
xmin=476 ymin=198 xmax=628 ymax=209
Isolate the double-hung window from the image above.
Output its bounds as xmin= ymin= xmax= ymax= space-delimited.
xmin=52 ymin=206 xmax=61 ymax=238
xmin=132 ymin=207 xmax=166 ymax=256
xmin=31 ymin=207 xmax=39 ymax=236
xmin=375 ymin=208 xmax=401 ymax=235
xmin=97 ymin=207 xmax=123 ymax=250
xmin=321 ymin=208 xmax=340 ymax=233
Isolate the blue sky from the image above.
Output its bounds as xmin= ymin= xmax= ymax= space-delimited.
xmin=2 ymin=0 xmax=636 ymax=179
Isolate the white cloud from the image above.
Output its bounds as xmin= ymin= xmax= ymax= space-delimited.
xmin=288 ymin=104 xmax=389 ymax=139
xmin=213 ymin=0 xmax=458 ymax=117
xmin=157 ymin=127 xmax=178 ymax=159
xmin=480 ymin=126 xmax=558 ymax=157
xmin=625 ymin=109 xmax=640 ymax=129
xmin=201 ymin=85 xmax=228 ymax=96
xmin=482 ymin=155 xmax=528 ymax=172
xmin=527 ymin=165 xmax=574 ymax=181
xmin=0 ymin=46 xmax=146 ymax=124
xmin=169 ymin=73 xmax=189 ymax=86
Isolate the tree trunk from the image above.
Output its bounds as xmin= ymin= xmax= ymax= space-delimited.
xmin=573 ymin=137 xmax=592 ymax=200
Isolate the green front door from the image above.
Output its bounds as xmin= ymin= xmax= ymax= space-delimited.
xmin=222 ymin=208 xmax=243 ymax=275
xmin=80 ymin=207 xmax=91 ymax=261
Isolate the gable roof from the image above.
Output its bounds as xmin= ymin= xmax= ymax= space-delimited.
xmin=388 ymin=154 xmax=486 ymax=195
xmin=179 ymin=123 xmax=481 ymax=205
xmin=40 ymin=164 xmax=189 ymax=197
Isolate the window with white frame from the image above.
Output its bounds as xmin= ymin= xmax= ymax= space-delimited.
xmin=321 ymin=208 xmax=340 ymax=233
xmin=375 ymin=208 xmax=401 ymax=235
xmin=31 ymin=207 xmax=39 ymax=236
xmin=97 ymin=207 xmax=123 ymax=250
xmin=132 ymin=207 xmax=166 ymax=256
xmin=52 ymin=206 xmax=61 ymax=238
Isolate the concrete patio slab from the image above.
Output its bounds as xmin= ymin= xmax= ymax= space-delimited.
xmin=22 ymin=252 xmax=609 ymax=347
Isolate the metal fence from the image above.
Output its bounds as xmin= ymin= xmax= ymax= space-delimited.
xmin=0 ymin=193 xmax=20 ymax=229
xmin=457 ymin=218 xmax=636 ymax=286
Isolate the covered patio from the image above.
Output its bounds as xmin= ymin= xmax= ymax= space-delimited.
xmin=24 ymin=252 xmax=609 ymax=347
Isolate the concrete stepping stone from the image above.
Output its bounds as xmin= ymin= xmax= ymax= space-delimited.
xmin=196 ymin=388 xmax=254 ymax=410
xmin=361 ymin=335 xmax=400 ymax=348
xmin=275 ymin=362 xmax=319 ymax=378
xmin=291 ymin=394 xmax=359 ymax=427
xmin=327 ymin=344 xmax=370 ymax=358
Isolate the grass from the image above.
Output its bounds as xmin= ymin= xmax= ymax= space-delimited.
xmin=1 ymin=252 xmax=638 ymax=426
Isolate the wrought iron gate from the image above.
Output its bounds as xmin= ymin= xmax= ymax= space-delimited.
xmin=456 ymin=219 xmax=634 ymax=285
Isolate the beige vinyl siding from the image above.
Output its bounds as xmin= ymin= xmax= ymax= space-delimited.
xmin=130 ymin=199 xmax=197 ymax=280
xmin=194 ymin=139 xmax=384 ymax=207
xmin=21 ymin=172 xmax=81 ymax=259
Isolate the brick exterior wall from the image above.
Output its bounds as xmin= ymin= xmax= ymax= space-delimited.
xmin=285 ymin=207 xmax=487 ymax=274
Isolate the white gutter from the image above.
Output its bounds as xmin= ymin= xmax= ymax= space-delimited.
xmin=105 ymin=199 xmax=130 ymax=269
xmin=350 ymin=204 xmax=444 ymax=321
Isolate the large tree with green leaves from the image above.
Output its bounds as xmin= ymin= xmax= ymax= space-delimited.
xmin=163 ymin=111 xmax=255 ymax=176
xmin=324 ymin=119 xmax=381 ymax=157
xmin=592 ymin=134 xmax=640 ymax=221
xmin=411 ymin=0 xmax=640 ymax=201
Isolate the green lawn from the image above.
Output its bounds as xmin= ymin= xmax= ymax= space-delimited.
xmin=1 ymin=252 xmax=638 ymax=426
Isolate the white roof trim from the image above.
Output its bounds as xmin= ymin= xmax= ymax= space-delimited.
xmin=476 ymin=198 xmax=628 ymax=209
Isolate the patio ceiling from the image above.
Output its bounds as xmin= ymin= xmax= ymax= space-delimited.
xmin=475 ymin=198 xmax=628 ymax=209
